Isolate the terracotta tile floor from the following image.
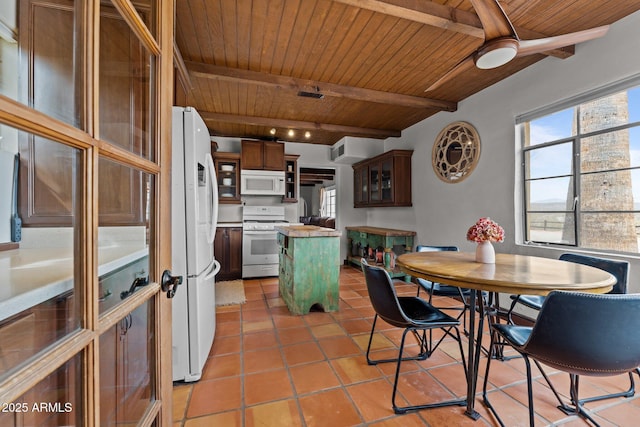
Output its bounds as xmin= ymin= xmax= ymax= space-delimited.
xmin=173 ymin=266 xmax=640 ymax=426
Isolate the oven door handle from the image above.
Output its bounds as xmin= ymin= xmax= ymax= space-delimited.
xmin=243 ymin=230 xmax=278 ymax=236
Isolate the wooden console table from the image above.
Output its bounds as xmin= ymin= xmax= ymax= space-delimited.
xmin=345 ymin=226 xmax=416 ymax=279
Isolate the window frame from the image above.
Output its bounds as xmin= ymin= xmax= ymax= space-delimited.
xmin=519 ymin=73 xmax=640 ymax=253
xmin=323 ymin=186 xmax=336 ymax=218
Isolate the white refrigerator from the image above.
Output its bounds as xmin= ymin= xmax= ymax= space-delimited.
xmin=171 ymin=106 xmax=220 ymax=382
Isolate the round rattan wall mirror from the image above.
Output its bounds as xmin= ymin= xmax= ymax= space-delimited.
xmin=432 ymin=121 xmax=481 ymax=183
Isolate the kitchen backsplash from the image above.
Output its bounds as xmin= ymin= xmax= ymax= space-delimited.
xmin=218 ymin=197 xmax=301 ymax=224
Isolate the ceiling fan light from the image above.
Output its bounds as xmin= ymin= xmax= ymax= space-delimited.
xmin=474 ymin=39 xmax=519 ymax=69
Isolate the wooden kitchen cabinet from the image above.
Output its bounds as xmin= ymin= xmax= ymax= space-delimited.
xmin=213 ymin=152 xmax=241 ymax=204
xmin=283 ymin=154 xmax=299 ymax=203
xmin=100 ymin=302 xmax=151 ymax=426
xmin=241 ymin=140 xmax=285 ymax=171
xmin=214 ymin=227 xmax=243 ymax=280
xmin=98 ymin=257 xmax=151 ymax=425
xmin=352 ymin=150 xmax=413 ymax=208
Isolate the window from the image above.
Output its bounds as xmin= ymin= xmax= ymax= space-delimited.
xmin=323 ymin=187 xmax=336 ymax=218
xmin=519 ymin=80 xmax=640 ymax=253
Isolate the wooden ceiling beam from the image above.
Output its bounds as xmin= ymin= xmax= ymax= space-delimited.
xmin=300 ymin=167 xmax=336 ymax=175
xmin=333 ymin=0 xmax=485 ymax=38
xmin=334 ymin=0 xmax=574 ymax=59
xmin=187 ymin=62 xmax=457 ymax=112
xmin=199 ymin=111 xmax=400 ymax=139
xmin=173 ymin=42 xmax=193 ymax=91
xmin=301 ymin=173 xmax=335 ymax=181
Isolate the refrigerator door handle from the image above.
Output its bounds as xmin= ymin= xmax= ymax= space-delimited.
xmin=206 ymin=153 xmax=218 ymax=244
xmin=204 ymin=259 xmax=221 ymax=281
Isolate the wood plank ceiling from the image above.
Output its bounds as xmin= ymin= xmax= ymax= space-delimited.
xmin=174 ymin=0 xmax=640 ymax=146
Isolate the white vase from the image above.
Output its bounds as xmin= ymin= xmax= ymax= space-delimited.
xmin=475 ymin=241 xmax=495 ymax=263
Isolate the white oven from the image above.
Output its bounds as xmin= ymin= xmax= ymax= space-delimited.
xmin=241 ymin=170 xmax=285 ymax=195
xmin=242 ymin=206 xmax=287 ymax=278
xmin=242 ymin=229 xmax=281 ymax=277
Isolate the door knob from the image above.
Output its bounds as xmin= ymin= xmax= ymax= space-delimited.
xmin=161 ymin=270 xmax=183 ymax=299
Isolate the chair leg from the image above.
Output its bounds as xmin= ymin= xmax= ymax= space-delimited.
xmin=483 ymin=330 xmax=535 ymax=427
xmin=577 ymin=371 xmax=635 ymax=405
xmin=506 ymin=295 xmax=521 ymax=325
xmin=392 ymin=327 xmax=466 ymax=414
xmin=482 ymin=330 xmax=507 ymax=427
xmin=422 ymin=285 xmax=468 ymax=353
xmin=524 ymin=356 xmax=536 ymax=427
xmin=532 ymin=360 xmax=624 ymax=426
xmin=569 ymin=374 xmax=603 ymax=427
xmin=365 ymin=315 xmax=428 ymax=366
xmin=527 ymin=359 xmax=573 ymax=415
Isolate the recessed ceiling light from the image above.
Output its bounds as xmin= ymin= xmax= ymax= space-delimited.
xmin=270 ymin=128 xmax=276 ymax=135
xmin=288 ymin=129 xmax=295 ymax=137
xmin=305 ymin=131 xmax=311 ymax=139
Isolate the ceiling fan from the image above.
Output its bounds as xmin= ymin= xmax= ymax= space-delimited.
xmin=425 ymin=0 xmax=609 ymax=92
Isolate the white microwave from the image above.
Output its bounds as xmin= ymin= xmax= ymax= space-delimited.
xmin=241 ymin=169 xmax=285 ymax=195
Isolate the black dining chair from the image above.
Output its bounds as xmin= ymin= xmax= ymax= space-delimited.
xmin=360 ymin=258 xmax=468 ymax=414
xmin=507 ymin=253 xmax=629 ymax=321
xmin=483 ymin=291 xmax=640 ymax=427
xmin=506 ymin=253 xmax=636 ymax=405
xmin=414 ymin=245 xmax=489 ymax=342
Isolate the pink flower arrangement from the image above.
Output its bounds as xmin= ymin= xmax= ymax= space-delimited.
xmin=466 ymin=217 xmax=504 ymax=243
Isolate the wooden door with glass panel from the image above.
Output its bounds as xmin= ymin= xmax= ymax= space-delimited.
xmin=0 ymin=0 xmax=173 ymax=426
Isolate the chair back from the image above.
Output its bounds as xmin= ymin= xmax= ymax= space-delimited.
xmin=559 ymin=253 xmax=629 ymax=294
xmin=360 ymin=259 xmax=411 ymax=328
xmin=524 ymin=291 xmax=640 ymax=376
xmin=415 ymin=246 xmax=459 ymax=291
xmin=417 ymin=245 xmax=459 ymax=253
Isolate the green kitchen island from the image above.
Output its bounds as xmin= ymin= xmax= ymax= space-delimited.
xmin=275 ymin=225 xmax=342 ymax=315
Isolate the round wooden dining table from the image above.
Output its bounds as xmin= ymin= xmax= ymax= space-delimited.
xmin=396 ymin=251 xmax=616 ymax=420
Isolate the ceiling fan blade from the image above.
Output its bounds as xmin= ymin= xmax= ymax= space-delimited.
xmin=517 ymin=25 xmax=610 ymax=57
xmin=469 ymin=0 xmax=517 ymax=40
xmin=425 ymin=55 xmax=475 ymax=92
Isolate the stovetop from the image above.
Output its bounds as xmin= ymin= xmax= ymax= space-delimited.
xmin=242 ymin=206 xmax=287 ymax=230
xmin=243 ymin=220 xmax=290 ymax=231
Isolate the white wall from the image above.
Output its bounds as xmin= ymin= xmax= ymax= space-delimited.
xmin=212 ymin=137 xmax=360 ymax=261
xmin=357 ymin=10 xmax=640 ymax=290
xmin=281 ymin=141 xmax=359 ymax=262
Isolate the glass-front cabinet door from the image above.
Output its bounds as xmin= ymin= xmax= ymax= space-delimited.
xmin=381 ymin=157 xmax=393 ymax=203
xmin=354 ymin=164 xmax=368 ymax=206
xmin=0 ymin=0 xmax=173 ymax=425
xmin=370 ymin=163 xmax=380 ymax=202
xmin=214 ymin=152 xmax=241 ymax=203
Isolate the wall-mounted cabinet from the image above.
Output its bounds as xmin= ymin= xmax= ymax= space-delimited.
xmin=241 ymin=140 xmax=285 ymax=171
xmin=283 ymin=154 xmax=299 ymax=203
xmin=213 ymin=152 xmax=241 ymax=204
xmin=352 ymin=150 xmax=413 ymax=208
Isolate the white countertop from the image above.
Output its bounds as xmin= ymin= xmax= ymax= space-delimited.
xmin=0 ymin=245 xmax=148 ymax=322
xmin=217 ymin=222 xmax=243 ymax=227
